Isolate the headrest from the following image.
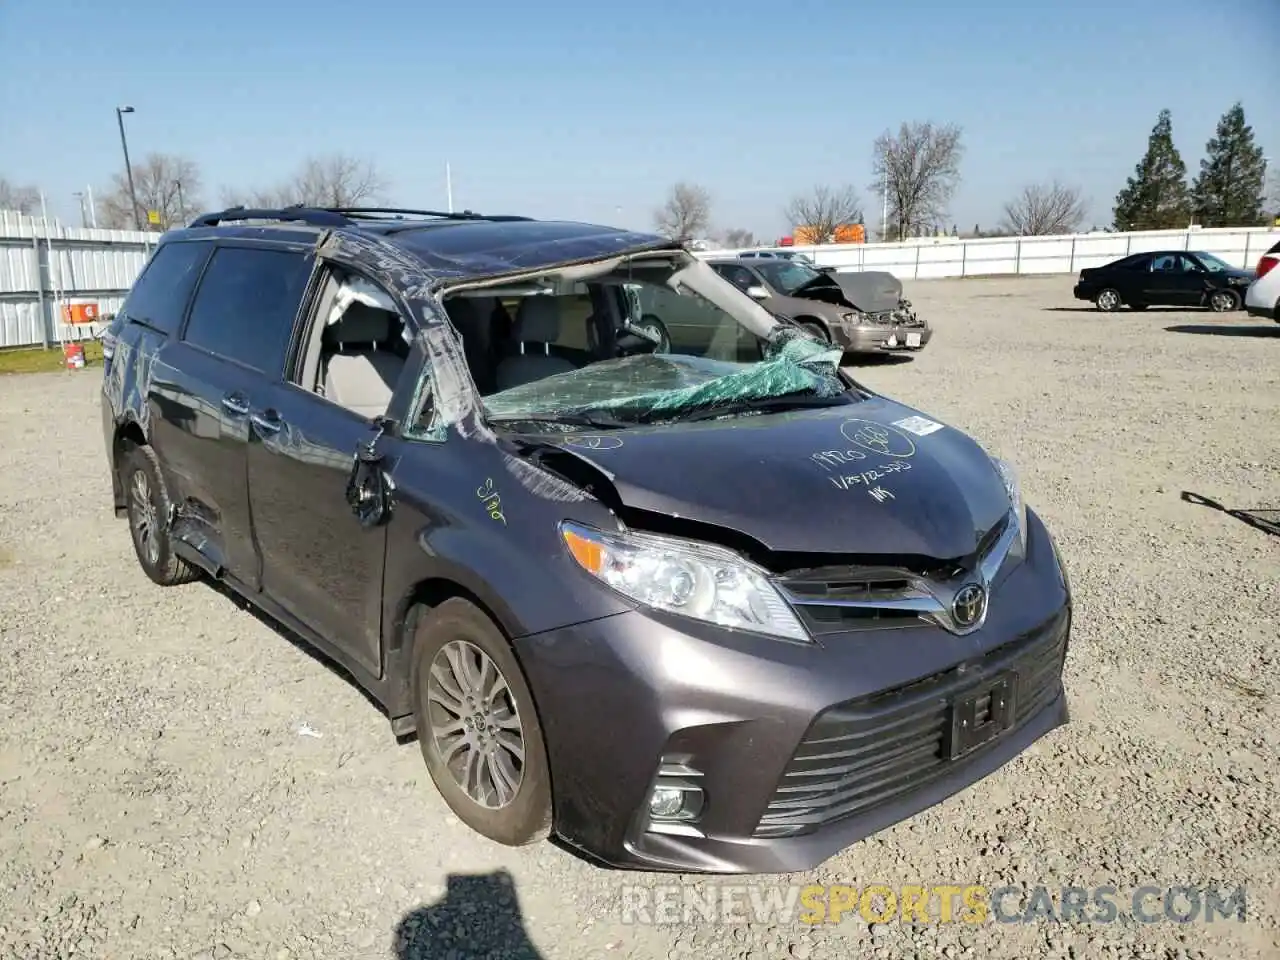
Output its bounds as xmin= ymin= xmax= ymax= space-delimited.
xmin=328 ymin=302 xmax=394 ymax=344
xmin=513 ymin=297 xmax=561 ymax=343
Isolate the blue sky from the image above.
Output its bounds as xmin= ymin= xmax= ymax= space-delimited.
xmin=2 ymin=0 xmax=1277 ymax=238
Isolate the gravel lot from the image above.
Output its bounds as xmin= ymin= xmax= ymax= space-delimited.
xmin=2 ymin=275 xmax=1278 ymax=960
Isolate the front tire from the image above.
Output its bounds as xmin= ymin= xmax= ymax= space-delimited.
xmin=636 ymin=313 xmax=671 ymax=352
xmin=798 ymin=319 xmax=830 ymax=342
xmin=1208 ymin=289 xmax=1240 ymax=313
xmin=122 ymin=443 xmax=199 ymax=586
xmin=1095 ymin=288 xmax=1122 ymax=312
xmin=410 ymin=598 xmax=552 ymax=847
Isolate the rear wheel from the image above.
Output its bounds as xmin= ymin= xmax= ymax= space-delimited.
xmin=1208 ymin=289 xmax=1239 ymax=313
xmin=122 ymin=443 xmax=199 ymax=586
xmin=1095 ymin=288 xmax=1122 ymax=312
xmin=410 ymin=598 xmax=552 ymax=846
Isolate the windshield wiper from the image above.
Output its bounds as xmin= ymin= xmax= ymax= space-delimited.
xmin=661 ymin=392 xmax=854 ymax=423
xmin=488 ymin=411 xmax=632 ymax=430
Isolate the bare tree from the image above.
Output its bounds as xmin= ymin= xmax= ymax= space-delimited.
xmin=999 ymin=180 xmax=1088 ymax=236
xmin=653 ymin=182 xmax=711 ymax=240
xmin=721 ymin=227 xmax=757 ymax=248
xmin=1265 ymin=168 xmax=1280 ymax=220
xmin=217 ymin=185 xmax=294 ymax=209
xmin=871 ymin=121 xmax=964 ymax=241
xmin=99 ymin=153 xmax=204 ymax=230
xmin=0 ymin=177 xmax=40 ymax=214
xmin=221 ymin=154 xmax=388 ymax=211
xmin=783 ymin=185 xmax=864 ymax=243
xmin=286 ymin=154 xmax=386 ymax=206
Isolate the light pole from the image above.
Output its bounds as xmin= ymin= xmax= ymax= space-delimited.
xmin=72 ymin=191 xmax=88 ymax=227
xmin=175 ymin=179 xmax=184 ymax=224
xmin=115 ymin=105 xmax=140 ymax=230
xmin=880 ymin=169 xmax=889 ymax=242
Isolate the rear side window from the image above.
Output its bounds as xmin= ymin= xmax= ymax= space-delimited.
xmin=121 ymin=241 xmax=210 ymax=335
xmin=183 ymin=246 xmax=313 ymax=375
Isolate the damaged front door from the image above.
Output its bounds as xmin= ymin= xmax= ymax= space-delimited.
xmin=247 ymin=385 xmax=395 ymax=678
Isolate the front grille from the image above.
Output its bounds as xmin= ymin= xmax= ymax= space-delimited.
xmin=777 ymin=515 xmax=1010 ymax=635
xmin=753 ymin=608 xmax=1068 ymax=838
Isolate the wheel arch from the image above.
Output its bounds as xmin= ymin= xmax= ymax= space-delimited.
xmin=384 ymin=576 xmax=526 ymax=734
xmin=110 ymin=418 xmax=148 ymax=516
xmin=793 ymin=314 xmax=830 ymax=337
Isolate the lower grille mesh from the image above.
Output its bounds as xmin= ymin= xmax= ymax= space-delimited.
xmin=754 ymin=609 xmax=1069 ymax=838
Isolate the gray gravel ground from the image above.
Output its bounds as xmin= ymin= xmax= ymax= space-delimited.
xmin=1 ymin=275 xmax=1278 ymax=960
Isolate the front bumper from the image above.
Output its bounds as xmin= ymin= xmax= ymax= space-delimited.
xmin=515 ymin=509 xmax=1071 ymax=874
xmin=831 ymin=320 xmax=933 ymax=354
xmin=1072 ymin=283 xmax=1095 ymax=302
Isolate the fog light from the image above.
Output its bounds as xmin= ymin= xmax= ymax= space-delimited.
xmin=649 ymin=787 xmax=686 ymax=819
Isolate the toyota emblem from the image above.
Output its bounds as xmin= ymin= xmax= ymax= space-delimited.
xmin=952 ymin=583 xmax=987 ymax=630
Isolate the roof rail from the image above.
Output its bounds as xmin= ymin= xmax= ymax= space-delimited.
xmin=325 ymin=206 xmax=534 ymax=223
xmin=187 ymin=205 xmax=351 ymax=228
xmin=186 ymin=205 xmax=536 ymax=231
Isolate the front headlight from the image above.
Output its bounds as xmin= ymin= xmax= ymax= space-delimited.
xmin=559 ymin=521 xmax=810 ymax=643
xmin=991 ymin=457 xmax=1029 ymax=555
xmin=840 ymin=311 xmax=861 ymax=323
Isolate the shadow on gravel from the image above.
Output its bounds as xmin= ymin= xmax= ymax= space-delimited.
xmin=1042 ymin=306 xmax=1192 ymax=313
xmin=201 ymin=577 xmax=388 ymax=719
xmin=394 ymin=870 xmax=544 ymax=959
xmin=843 ymin=354 xmax=914 ymax=367
xmin=1164 ymin=323 xmax=1280 ymax=338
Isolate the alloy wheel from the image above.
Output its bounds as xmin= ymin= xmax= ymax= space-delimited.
xmin=129 ymin=468 xmax=160 ymax=566
xmin=1209 ymin=291 xmax=1235 ymax=313
xmin=426 ymin=640 xmax=526 ymax=809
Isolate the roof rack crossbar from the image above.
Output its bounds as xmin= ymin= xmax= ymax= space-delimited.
xmin=187 ymin=205 xmax=351 ymax=228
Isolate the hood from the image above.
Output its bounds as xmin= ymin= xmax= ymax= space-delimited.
xmin=542 ymin=397 xmax=1011 ymax=560
xmin=826 ymin=271 xmax=905 ymax=313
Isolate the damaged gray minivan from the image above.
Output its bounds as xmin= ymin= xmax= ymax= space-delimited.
xmin=102 ymin=207 xmax=1070 ymax=876
xmin=706 ymin=256 xmax=931 ymax=355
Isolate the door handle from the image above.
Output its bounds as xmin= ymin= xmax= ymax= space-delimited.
xmin=250 ymin=410 xmax=283 ymax=434
xmin=221 ymin=394 xmax=250 ymax=416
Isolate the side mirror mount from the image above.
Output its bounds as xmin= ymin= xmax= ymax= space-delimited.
xmin=745 ymin=285 xmax=770 ymax=300
xmin=346 ymin=416 xmax=397 ymax=527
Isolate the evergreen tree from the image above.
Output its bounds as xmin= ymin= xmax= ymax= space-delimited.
xmin=1113 ymin=109 xmax=1191 ymax=230
xmin=1190 ymin=102 xmax=1266 ymax=226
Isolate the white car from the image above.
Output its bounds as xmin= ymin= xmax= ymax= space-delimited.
xmin=1244 ymin=236 xmax=1280 ymax=322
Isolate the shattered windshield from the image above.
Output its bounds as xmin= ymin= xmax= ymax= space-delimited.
xmin=442 ymin=256 xmax=851 ymax=430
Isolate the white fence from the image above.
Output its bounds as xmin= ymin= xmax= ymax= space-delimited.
xmin=2 ymin=211 xmax=1278 ymax=350
xmin=0 ymin=211 xmax=157 ymax=349
xmin=699 ymin=225 xmax=1280 ymax=280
